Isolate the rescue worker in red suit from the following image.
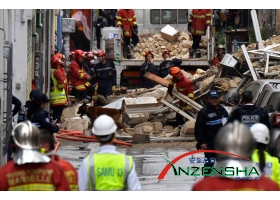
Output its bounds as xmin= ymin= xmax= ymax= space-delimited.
xmin=40 ymin=129 xmax=79 ymax=191
xmin=168 ymin=67 xmax=195 ymax=128
xmin=158 ymin=50 xmax=172 ymax=78
xmin=54 ymin=52 xmax=69 ymax=104
xmin=90 ymin=50 xmax=116 ymax=105
xmin=69 ymin=49 xmax=94 ymax=102
xmin=0 ymin=121 xmax=71 ymax=191
xmin=188 ymin=9 xmax=212 ymax=58
xmin=192 ymin=121 xmax=279 ymax=191
xmin=140 ymin=51 xmax=158 ymax=89
xmin=116 ymin=9 xmax=139 ymax=59
xmin=50 ymin=56 xmax=67 ymax=123
xmin=212 ymin=44 xmax=226 ymax=66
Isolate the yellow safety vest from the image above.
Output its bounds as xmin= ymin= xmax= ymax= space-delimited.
xmin=50 ymin=68 xmax=67 ymax=106
xmin=87 ymin=153 xmax=133 ymax=191
xmin=251 ymin=149 xmax=280 ymax=186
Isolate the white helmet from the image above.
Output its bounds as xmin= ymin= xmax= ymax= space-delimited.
xmin=92 ymin=115 xmax=117 ymax=136
xmin=218 ymin=45 xmax=225 ymax=50
xmin=250 ymin=123 xmax=270 ymax=145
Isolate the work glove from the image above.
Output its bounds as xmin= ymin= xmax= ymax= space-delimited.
xmin=168 ymin=85 xmax=173 ymax=97
xmin=188 ymin=23 xmax=192 ymax=33
xmin=112 ymin=85 xmax=116 ymax=93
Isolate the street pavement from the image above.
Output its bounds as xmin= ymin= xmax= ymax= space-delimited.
xmin=56 ymin=139 xmax=205 ymax=191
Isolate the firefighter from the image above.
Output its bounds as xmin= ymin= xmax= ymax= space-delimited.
xmin=140 ymin=51 xmax=158 ymax=89
xmin=50 ymin=56 xmax=67 ymax=123
xmin=194 ymin=90 xmax=229 ymax=175
xmin=0 ymin=121 xmax=71 ymax=191
xmin=78 ymin=115 xmax=141 ymax=191
xmin=40 ymin=129 xmax=79 ymax=191
xmin=91 ymin=50 xmax=116 ymax=101
xmin=250 ymin=123 xmax=280 ymax=187
xmin=158 ymin=50 xmax=172 ymax=78
xmin=54 ymin=52 xmax=69 ymax=101
xmin=192 ymin=121 xmax=279 ymax=191
xmin=168 ymin=67 xmax=195 ymax=128
xmin=116 ymin=9 xmax=139 ymax=59
xmin=227 ymin=90 xmax=270 ymax=129
xmin=27 ymin=92 xmax=60 ymax=134
xmin=188 ymin=9 xmax=212 ymax=58
xmin=212 ymin=44 xmax=226 ymax=66
xmin=69 ymin=49 xmax=94 ymax=102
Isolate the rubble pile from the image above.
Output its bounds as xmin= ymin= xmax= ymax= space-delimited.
xmin=130 ymin=31 xmax=208 ymax=60
xmin=246 ymin=35 xmax=280 ymax=50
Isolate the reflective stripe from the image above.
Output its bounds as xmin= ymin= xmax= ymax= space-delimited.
xmin=79 ymin=73 xmax=85 ymax=79
xmin=32 ymin=122 xmax=41 ymax=128
xmin=8 ymin=183 xmax=55 ymax=191
xmin=133 ymin=15 xmax=136 ymax=19
xmin=124 ymin=31 xmax=130 ymax=36
xmin=192 ymin=30 xmax=206 ymax=35
xmin=116 ymin=21 xmax=122 ymax=26
xmin=205 ymin=119 xmax=222 ymax=125
xmin=70 ymin=184 xmax=79 ymax=191
xmin=57 ymin=84 xmax=64 ymax=88
xmin=169 ymin=80 xmax=175 ymax=85
xmin=192 ymin=14 xmax=206 ymax=18
xmin=133 ymin=22 xmax=137 ymax=25
xmin=178 ymin=87 xmax=185 ymax=91
xmin=78 ymin=70 xmax=83 ymax=72
xmin=95 ymin=67 xmax=113 ymax=71
xmin=75 ymin=85 xmax=86 ymax=91
xmin=84 ymin=81 xmax=91 ymax=87
xmin=116 ymin=16 xmax=122 ymax=20
xmin=206 ymin=20 xmax=211 ymax=24
xmin=122 ymin=18 xmax=132 ymax=21
xmin=88 ymin=155 xmax=94 ymax=190
xmin=188 ymin=93 xmax=194 ymax=98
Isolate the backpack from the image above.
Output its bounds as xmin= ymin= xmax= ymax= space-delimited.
xmin=95 ymin=17 xmax=104 ymax=30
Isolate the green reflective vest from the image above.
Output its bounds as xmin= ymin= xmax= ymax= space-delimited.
xmin=50 ymin=68 xmax=66 ymax=106
xmin=251 ymin=149 xmax=280 ymax=186
xmin=87 ymin=153 xmax=133 ymax=191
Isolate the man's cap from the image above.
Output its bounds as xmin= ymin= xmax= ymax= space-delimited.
xmin=208 ymin=90 xmax=220 ymax=98
xmin=33 ymin=92 xmax=50 ymax=103
xmin=29 ymin=90 xmax=41 ymax=99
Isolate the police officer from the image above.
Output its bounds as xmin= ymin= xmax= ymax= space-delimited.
xmin=27 ymin=92 xmax=60 ymax=134
xmin=250 ymin=123 xmax=280 ymax=187
xmin=92 ymin=50 xmax=117 ymax=100
xmin=78 ymin=115 xmax=141 ymax=191
xmin=194 ymin=90 xmax=229 ymax=175
xmin=192 ymin=121 xmax=278 ymax=191
xmin=227 ymin=90 xmax=270 ymax=129
xmin=0 ymin=121 xmax=71 ymax=191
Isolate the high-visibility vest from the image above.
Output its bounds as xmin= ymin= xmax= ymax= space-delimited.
xmin=251 ymin=149 xmax=280 ymax=186
xmin=87 ymin=153 xmax=133 ymax=191
xmin=50 ymin=68 xmax=67 ymax=106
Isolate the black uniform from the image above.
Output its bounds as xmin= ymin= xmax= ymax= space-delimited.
xmin=92 ymin=61 xmax=116 ymax=99
xmin=227 ymin=104 xmax=271 ymax=129
xmin=194 ymin=103 xmax=229 ymax=174
xmin=17 ymin=100 xmax=31 ymax=123
xmin=12 ymin=96 xmax=22 ymax=117
xmin=140 ymin=61 xmax=158 ymax=89
xmin=158 ymin=60 xmax=172 ymax=78
xmin=30 ymin=108 xmax=59 ymax=134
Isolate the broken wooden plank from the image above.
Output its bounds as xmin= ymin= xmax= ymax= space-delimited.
xmin=172 ymin=88 xmax=203 ymax=111
xmin=144 ymin=72 xmax=170 ymax=87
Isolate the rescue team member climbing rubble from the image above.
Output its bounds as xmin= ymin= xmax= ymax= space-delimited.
xmin=192 ymin=121 xmax=279 ymax=191
xmin=0 ymin=121 xmax=70 ymax=191
xmin=78 ymin=115 xmax=141 ymax=191
xmin=168 ymin=66 xmax=195 ymax=128
xmin=250 ymin=123 xmax=280 ymax=187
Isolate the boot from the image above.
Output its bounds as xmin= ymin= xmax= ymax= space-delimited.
xmin=195 ymin=49 xmax=201 ymax=58
xmin=127 ymin=52 xmax=135 ymax=59
xmin=189 ymin=48 xmax=195 ymax=59
xmin=123 ymin=45 xmax=130 ymax=59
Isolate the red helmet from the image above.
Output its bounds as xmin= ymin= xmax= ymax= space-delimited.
xmin=87 ymin=53 xmax=94 ymax=60
xmin=162 ymin=50 xmax=170 ymax=58
xmin=170 ymin=66 xmax=182 ymax=77
xmin=97 ymin=50 xmax=106 ymax=57
xmin=74 ymin=50 xmax=86 ymax=59
xmin=54 ymin=52 xmax=65 ymax=60
xmin=51 ymin=56 xmax=60 ymax=68
xmin=142 ymin=50 xmax=154 ymax=58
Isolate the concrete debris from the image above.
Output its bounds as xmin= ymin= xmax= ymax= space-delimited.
xmin=180 ymin=120 xmax=196 ymax=137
